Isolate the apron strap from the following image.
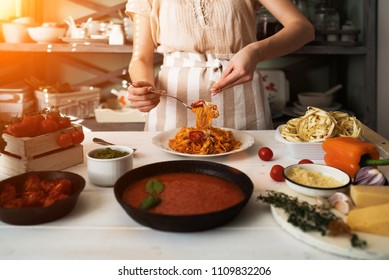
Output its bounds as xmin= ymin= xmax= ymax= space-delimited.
xmin=163 ymin=51 xmax=233 ymax=82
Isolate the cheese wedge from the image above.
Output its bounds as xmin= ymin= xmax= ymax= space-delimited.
xmin=347 ymin=203 xmax=389 ymax=237
xmin=350 ymin=185 xmax=389 ymax=208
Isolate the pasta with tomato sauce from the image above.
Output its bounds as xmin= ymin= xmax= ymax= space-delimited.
xmin=168 ymin=100 xmax=241 ymax=155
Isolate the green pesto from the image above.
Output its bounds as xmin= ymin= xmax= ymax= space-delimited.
xmin=90 ymin=147 xmax=129 ymax=159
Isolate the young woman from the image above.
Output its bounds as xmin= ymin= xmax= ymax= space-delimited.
xmin=125 ymin=0 xmax=314 ymax=131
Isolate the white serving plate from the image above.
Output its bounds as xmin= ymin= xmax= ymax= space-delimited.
xmin=270 ymin=187 xmax=389 ymax=259
xmin=152 ymin=128 xmax=254 ymax=158
xmin=274 ymin=125 xmax=325 ymax=160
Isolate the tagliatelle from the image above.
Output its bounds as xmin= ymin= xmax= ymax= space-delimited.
xmin=280 ymin=106 xmax=362 ymax=142
xmin=168 ymin=100 xmax=241 ymax=155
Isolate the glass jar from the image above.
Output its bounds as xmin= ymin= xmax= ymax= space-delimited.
xmin=341 ymin=20 xmax=357 ymax=43
xmin=313 ymin=0 xmax=330 ymax=31
xmin=256 ymin=6 xmax=283 ymax=40
xmin=325 ymin=6 xmax=340 ymax=41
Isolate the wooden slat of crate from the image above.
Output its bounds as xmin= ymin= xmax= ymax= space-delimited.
xmin=0 ymin=145 xmax=84 ymax=176
xmin=2 ymin=124 xmax=82 ymax=160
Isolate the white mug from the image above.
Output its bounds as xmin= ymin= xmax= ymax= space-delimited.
xmin=71 ymin=27 xmax=85 ymax=39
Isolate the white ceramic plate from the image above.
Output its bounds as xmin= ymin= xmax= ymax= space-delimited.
xmin=152 ymin=128 xmax=255 ymax=157
xmin=275 ymin=125 xmax=325 ymax=160
xmin=270 ymin=187 xmax=389 ymax=259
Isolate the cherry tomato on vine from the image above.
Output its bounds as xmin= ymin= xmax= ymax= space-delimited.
xmin=46 ymin=112 xmax=61 ymax=123
xmin=56 ymin=133 xmax=73 ymax=148
xmin=58 ymin=117 xmax=72 ymax=129
xmin=20 ymin=115 xmax=41 ymax=137
xmin=298 ymin=159 xmax=313 ymax=164
xmin=70 ymin=130 xmax=85 ymax=144
xmin=5 ymin=122 xmax=24 ymax=137
xmin=258 ymin=147 xmax=273 ymax=161
xmin=270 ymin=165 xmax=285 ymax=182
xmin=40 ymin=119 xmax=59 ymax=134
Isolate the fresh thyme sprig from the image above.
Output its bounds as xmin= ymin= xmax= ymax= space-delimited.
xmin=257 ymin=191 xmax=367 ymax=248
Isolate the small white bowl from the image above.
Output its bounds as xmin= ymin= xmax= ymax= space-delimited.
xmin=2 ymin=23 xmax=32 ymax=43
xmin=27 ymin=26 xmax=66 ymax=43
xmin=86 ymin=145 xmax=134 ymax=187
xmin=283 ymin=164 xmax=351 ymax=197
xmin=298 ymin=92 xmax=333 ymax=107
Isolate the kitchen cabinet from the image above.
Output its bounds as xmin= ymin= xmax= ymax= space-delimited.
xmin=0 ymin=0 xmax=136 ymax=88
xmin=265 ymin=0 xmax=376 ymax=130
xmin=0 ymin=0 xmax=377 ymax=129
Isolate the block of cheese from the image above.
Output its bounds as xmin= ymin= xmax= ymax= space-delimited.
xmin=347 ymin=203 xmax=389 ymax=237
xmin=350 ymin=185 xmax=389 ymax=208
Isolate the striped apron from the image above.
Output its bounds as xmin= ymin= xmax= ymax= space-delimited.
xmin=145 ymin=51 xmax=273 ymax=131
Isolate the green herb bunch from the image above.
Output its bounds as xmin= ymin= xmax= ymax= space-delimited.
xmin=258 ymin=191 xmax=366 ymax=248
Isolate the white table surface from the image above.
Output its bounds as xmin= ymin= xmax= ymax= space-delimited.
xmin=1 ymin=130 xmax=387 ymax=260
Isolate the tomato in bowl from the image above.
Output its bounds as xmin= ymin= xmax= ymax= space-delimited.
xmin=0 ymin=171 xmax=85 ymax=225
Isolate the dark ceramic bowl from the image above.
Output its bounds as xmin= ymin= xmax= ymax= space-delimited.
xmin=114 ymin=160 xmax=253 ymax=232
xmin=0 ymin=171 xmax=85 ymax=225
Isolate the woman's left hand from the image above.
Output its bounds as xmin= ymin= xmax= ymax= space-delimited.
xmin=210 ymin=45 xmax=259 ymax=95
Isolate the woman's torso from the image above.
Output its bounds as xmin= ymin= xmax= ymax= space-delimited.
xmin=126 ymin=0 xmax=272 ymax=131
xmin=145 ymin=0 xmax=260 ymax=54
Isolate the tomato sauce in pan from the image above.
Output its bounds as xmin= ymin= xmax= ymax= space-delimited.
xmin=123 ymin=173 xmax=244 ymax=215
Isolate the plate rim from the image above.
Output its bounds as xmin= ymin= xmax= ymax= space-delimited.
xmin=152 ymin=127 xmax=255 ymax=157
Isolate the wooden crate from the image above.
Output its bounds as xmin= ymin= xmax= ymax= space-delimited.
xmin=0 ymin=124 xmax=84 ymax=176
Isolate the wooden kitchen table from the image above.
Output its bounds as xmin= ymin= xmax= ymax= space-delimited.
xmin=0 ymin=129 xmax=388 ymax=260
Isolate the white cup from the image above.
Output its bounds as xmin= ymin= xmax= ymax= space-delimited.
xmin=70 ymin=27 xmax=86 ymax=39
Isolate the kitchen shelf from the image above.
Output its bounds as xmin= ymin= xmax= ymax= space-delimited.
xmin=0 ymin=42 xmax=134 ymax=53
xmin=0 ymin=43 xmax=367 ymax=55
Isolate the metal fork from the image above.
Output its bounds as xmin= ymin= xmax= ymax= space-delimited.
xmin=156 ymin=92 xmax=193 ymax=109
xmin=128 ymin=82 xmax=192 ymax=109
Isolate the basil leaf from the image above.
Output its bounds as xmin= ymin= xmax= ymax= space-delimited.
xmin=141 ymin=196 xmax=161 ymax=210
xmin=145 ymin=179 xmax=164 ymax=195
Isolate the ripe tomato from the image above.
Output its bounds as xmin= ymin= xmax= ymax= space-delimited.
xmin=46 ymin=112 xmax=61 ymax=123
xmin=56 ymin=133 xmax=73 ymax=148
xmin=20 ymin=115 xmax=41 ymax=137
xmin=298 ymin=159 xmax=313 ymax=164
xmin=70 ymin=130 xmax=85 ymax=144
xmin=270 ymin=165 xmax=285 ymax=182
xmin=5 ymin=122 xmax=24 ymax=137
xmin=189 ymin=130 xmax=205 ymax=144
xmin=40 ymin=119 xmax=59 ymax=134
xmin=258 ymin=147 xmax=273 ymax=161
xmin=58 ymin=117 xmax=71 ymax=129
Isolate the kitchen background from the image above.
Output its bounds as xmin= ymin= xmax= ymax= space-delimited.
xmin=0 ymin=0 xmax=387 ymax=139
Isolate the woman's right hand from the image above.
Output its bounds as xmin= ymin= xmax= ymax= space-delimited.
xmin=127 ymin=81 xmax=162 ymax=112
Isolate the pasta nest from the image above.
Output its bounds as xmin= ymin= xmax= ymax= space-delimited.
xmin=280 ymin=106 xmax=362 ymax=142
